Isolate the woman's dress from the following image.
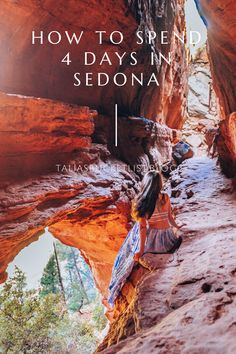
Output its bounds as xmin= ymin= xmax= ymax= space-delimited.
xmin=108 ymin=210 xmax=182 ymax=306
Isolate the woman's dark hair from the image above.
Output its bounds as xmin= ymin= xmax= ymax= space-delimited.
xmin=132 ymin=170 xmax=163 ymax=220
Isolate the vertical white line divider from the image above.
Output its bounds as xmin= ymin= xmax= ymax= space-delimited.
xmin=115 ymin=103 xmax=118 ymax=147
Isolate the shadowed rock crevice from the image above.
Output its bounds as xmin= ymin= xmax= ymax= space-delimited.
xmin=93 ymin=114 xmax=177 ymax=176
xmin=194 ymin=0 xmax=236 ymax=177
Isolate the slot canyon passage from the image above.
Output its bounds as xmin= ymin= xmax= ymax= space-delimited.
xmin=0 ymin=0 xmax=236 ymax=353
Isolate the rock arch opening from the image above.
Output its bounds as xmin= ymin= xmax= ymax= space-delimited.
xmin=6 ymin=227 xmax=104 ymax=308
xmin=2 ymin=227 xmax=108 ymax=353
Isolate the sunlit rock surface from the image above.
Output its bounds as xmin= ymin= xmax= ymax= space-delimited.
xmin=187 ymin=46 xmax=218 ymax=122
xmin=98 ymin=157 xmax=236 ymax=353
xmin=182 ymin=46 xmax=219 ymax=154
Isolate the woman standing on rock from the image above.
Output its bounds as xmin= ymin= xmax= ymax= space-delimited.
xmin=108 ymin=170 xmax=185 ymax=306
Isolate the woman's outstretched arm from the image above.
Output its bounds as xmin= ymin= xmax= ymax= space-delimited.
xmin=167 ymin=197 xmax=185 ymax=229
xmin=133 ymin=218 xmax=147 ymax=261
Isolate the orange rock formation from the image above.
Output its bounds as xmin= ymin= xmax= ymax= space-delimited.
xmin=0 ymin=0 xmax=187 ymax=125
xmin=0 ymin=0 xmax=236 ymax=352
xmin=196 ymin=0 xmax=236 ymax=176
xmin=0 ymin=91 xmax=174 ymax=294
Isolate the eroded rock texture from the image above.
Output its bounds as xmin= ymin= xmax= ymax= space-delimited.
xmin=196 ymin=0 xmax=236 ymax=176
xmin=0 ymin=91 xmax=95 ymax=182
xmin=98 ymin=157 xmax=236 ymax=353
xmin=0 ymin=91 xmax=174 ymax=294
xmin=0 ymin=140 xmax=137 ymax=288
xmin=0 ymin=0 xmax=187 ymax=125
xmin=94 ymin=114 xmax=176 ymax=174
xmin=126 ymin=0 xmax=188 ymax=127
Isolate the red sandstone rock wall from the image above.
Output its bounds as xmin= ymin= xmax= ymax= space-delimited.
xmin=0 ymin=140 xmax=136 ymax=289
xmin=0 ymin=92 xmax=95 ymax=182
xmin=0 ymin=91 xmax=174 ymax=295
xmin=0 ymin=2 xmax=187 ymax=287
xmin=0 ymin=0 xmax=187 ymax=126
xmin=0 ymin=91 xmax=133 ymax=290
xmin=196 ymin=0 xmax=236 ymax=117
xmin=196 ymin=0 xmax=236 ymax=176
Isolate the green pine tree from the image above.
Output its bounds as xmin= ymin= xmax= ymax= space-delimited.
xmin=0 ymin=267 xmax=64 ymax=353
xmin=40 ymin=255 xmax=60 ymax=296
